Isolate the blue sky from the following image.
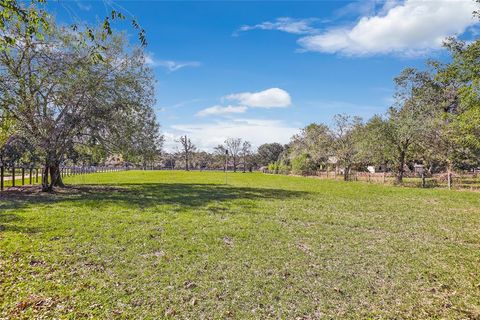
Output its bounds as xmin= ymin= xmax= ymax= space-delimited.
xmin=48 ymin=0 xmax=479 ymax=150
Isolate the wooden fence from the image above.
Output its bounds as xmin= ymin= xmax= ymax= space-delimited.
xmin=0 ymin=165 xmax=125 ymax=192
xmin=264 ymin=170 xmax=480 ymax=191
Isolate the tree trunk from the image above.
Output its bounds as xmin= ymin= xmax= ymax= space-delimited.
xmin=447 ymin=162 xmax=452 ymax=190
xmin=185 ymin=153 xmax=189 ymax=171
xmin=233 ymin=157 xmax=237 ymax=172
xmin=396 ymin=149 xmax=406 ymax=184
xmin=50 ymin=163 xmax=65 ymax=187
xmin=41 ymin=161 xmax=64 ymax=192
xmin=343 ymin=165 xmax=350 ymax=181
xmin=41 ymin=165 xmax=51 ymax=192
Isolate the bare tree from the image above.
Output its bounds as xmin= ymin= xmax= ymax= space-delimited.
xmin=225 ymin=138 xmax=242 ymax=172
xmin=214 ymin=145 xmax=228 ymax=171
xmin=240 ymin=141 xmax=252 ymax=172
xmin=179 ymin=135 xmax=196 ymax=171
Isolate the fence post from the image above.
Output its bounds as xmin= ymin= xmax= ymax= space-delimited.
xmin=0 ymin=165 xmax=3 ymax=191
xmin=12 ymin=164 xmax=15 ymax=187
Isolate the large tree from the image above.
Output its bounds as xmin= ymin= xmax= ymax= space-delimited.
xmin=255 ymin=142 xmax=284 ymax=167
xmin=0 ymin=19 xmax=156 ymax=191
xmin=385 ymin=68 xmax=440 ymax=183
xmin=330 ymin=114 xmax=363 ymax=181
xmin=288 ymin=123 xmax=332 ymax=170
xmin=357 ymin=115 xmax=395 ymax=171
xmin=437 ymin=37 xmax=480 ymax=162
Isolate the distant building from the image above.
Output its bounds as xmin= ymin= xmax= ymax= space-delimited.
xmin=367 ymin=165 xmax=386 ymax=173
xmin=105 ymin=154 xmax=124 ymax=167
xmin=413 ymin=163 xmax=425 ymax=175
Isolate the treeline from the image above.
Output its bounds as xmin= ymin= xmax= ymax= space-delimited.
xmin=0 ymin=6 xmax=162 ymax=191
xmin=268 ymin=37 xmax=480 ymax=183
xmin=160 ymin=137 xmax=285 ymax=172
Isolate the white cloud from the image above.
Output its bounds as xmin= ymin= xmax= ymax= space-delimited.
xmin=145 ymin=54 xmax=201 ymax=72
xmin=298 ymin=0 xmax=478 ymax=56
xmin=237 ymin=17 xmax=318 ymax=35
xmin=225 ymin=88 xmax=292 ymax=108
xmin=75 ymin=0 xmax=91 ymax=11
xmin=196 ymin=105 xmax=247 ymax=117
xmin=165 ymin=118 xmax=299 ymax=151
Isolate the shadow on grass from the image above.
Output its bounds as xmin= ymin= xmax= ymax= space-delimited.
xmin=0 ymin=214 xmax=40 ymax=234
xmin=0 ymin=183 xmax=309 ymax=231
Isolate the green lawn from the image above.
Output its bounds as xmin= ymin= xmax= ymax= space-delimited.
xmin=1 ymin=171 xmax=479 ymax=319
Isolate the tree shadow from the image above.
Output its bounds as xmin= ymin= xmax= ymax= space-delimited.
xmin=0 ymin=212 xmax=40 ymax=234
xmin=0 ymin=182 xmax=309 ymax=214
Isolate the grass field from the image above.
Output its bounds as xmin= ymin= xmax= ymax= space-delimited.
xmin=1 ymin=171 xmax=479 ymax=319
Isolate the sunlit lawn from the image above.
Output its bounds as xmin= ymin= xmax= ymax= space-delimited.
xmin=1 ymin=171 xmax=479 ymax=319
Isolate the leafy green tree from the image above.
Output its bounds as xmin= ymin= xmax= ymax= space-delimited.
xmin=0 ymin=110 xmax=15 ymax=152
xmin=357 ymin=115 xmax=395 ymax=170
xmin=255 ymin=143 xmax=284 ymax=167
xmin=385 ymin=68 xmax=440 ymax=183
xmin=0 ymin=0 xmax=146 ymax=52
xmin=288 ymin=123 xmax=332 ymax=170
xmin=291 ymin=153 xmax=316 ymax=176
xmin=330 ymin=114 xmax=363 ymax=181
xmin=438 ymin=37 xmax=480 ymax=157
xmin=0 ymin=19 xmax=156 ymax=191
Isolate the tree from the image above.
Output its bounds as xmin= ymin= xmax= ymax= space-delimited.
xmin=0 ymin=0 xmax=146 ymax=53
xmin=386 ymin=68 xmax=439 ymax=183
xmin=224 ymin=138 xmax=242 ymax=172
xmin=240 ymin=140 xmax=252 ymax=172
xmin=291 ymin=153 xmax=316 ymax=176
xmin=0 ymin=110 xmax=15 ymax=153
xmin=357 ymin=115 xmax=395 ymax=171
xmin=214 ymin=144 xmax=228 ymax=171
xmin=288 ymin=123 xmax=332 ymax=170
xmin=437 ymin=37 xmax=480 ymax=164
xmin=192 ymin=151 xmax=214 ymax=170
xmin=330 ymin=114 xmax=363 ymax=181
xmin=0 ymin=19 xmax=156 ymax=191
xmin=179 ymin=135 xmax=195 ymax=171
xmin=0 ymin=134 xmax=38 ymax=168
xmin=256 ymin=143 xmax=284 ymax=167
xmin=127 ymin=108 xmax=163 ymax=168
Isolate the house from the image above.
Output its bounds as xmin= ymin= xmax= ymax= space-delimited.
xmin=105 ymin=154 xmax=124 ymax=167
xmin=367 ymin=165 xmax=387 ymax=173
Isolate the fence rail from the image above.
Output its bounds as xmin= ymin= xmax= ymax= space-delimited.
xmin=263 ymin=170 xmax=480 ymax=191
xmin=0 ymin=165 xmax=126 ymax=192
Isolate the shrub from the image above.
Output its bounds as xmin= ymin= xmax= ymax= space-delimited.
xmin=291 ymin=154 xmax=316 ymax=175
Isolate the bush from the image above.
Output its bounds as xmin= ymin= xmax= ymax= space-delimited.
xmin=267 ymin=162 xmax=278 ymax=172
xmin=291 ymin=154 xmax=316 ymax=175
